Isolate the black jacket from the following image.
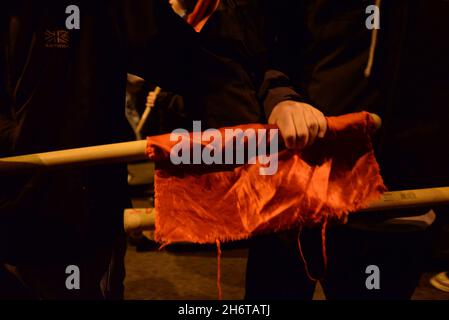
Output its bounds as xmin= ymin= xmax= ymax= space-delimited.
xmin=0 ymin=0 xmax=300 ymax=263
xmin=167 ymin=0 xmax=304 ymax=129
xmin=0 ymin=0 xmax=205 ymax=264
xmin=142 ymin=0 xmax=305 ymax=134
xmin=277 ymin=0 xmax=449 ymax=190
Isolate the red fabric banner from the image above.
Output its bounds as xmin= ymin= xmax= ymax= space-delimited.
xmin=147 ymin=112 xmax=386 ymax=245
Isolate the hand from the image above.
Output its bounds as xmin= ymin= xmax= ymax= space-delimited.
xmin=146 ymin=91 xmax=157 ymax=109
xmin=269 ymin=101 xmax=327 ymax=149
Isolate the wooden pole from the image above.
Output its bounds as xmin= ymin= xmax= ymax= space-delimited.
xmin=124 ymin=208 xmax=156 ymax=233
xmin=0 ymin=113 xmax=382 ymax=175
xmin=124 ymin=187 xmax=449 ymax=232
xmin=136 ymin=86 xmax=162 ymax=134
xmin=0 ymin=140 xmax=148 ymax=174
xmin=361 ymin=187 xmax=449 ymax=212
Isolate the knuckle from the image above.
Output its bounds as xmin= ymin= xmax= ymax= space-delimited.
xmin=308 ymin=122 xmax=318 ymax=131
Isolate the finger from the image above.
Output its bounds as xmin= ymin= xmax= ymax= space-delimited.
xmin=309 ymin=108 xmax=326 ymax=136
xmin=292 ymin=110 xmax=309 ymax=149
xmin=276 ymin=115 xmax=297 ymax=149
xmin=313 ymin=110 xmax=327 ymax=139
xmin=304 ymin=111 xmax=320 ymax=147
xmin=147 ymin=96 xmax=156 ymax=107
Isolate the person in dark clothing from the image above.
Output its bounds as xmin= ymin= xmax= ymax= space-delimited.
xmin=0 ymin=0 xmax=218 ymax=299
xmin=140 ymin=0 xmax=328 ymax=146
xmin=184 ymin=0 xmax=328 ymax=148
xmin=1 ymin=0 xmax=327 ymax=299
xmin=246 ymin=0 xmax=449 ymax=300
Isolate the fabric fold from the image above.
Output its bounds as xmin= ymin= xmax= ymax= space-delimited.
xmin=147 ymin=112 xmax=386 ymax=244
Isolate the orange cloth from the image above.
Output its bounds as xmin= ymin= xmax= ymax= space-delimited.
xmin=147 ymin=112 xmax=386 ymax=245
xmin=187 ymin=0 xmax=221 ymax=32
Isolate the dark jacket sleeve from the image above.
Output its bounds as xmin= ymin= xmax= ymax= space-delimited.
xmin=258 ymin=0 xmax=307 ymax=118
xmin=259 ymin=69 xmax=305 ymax=118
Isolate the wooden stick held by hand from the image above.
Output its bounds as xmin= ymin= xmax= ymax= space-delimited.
xmin=136 ymin=86 xmax=162 ymax=134
xmin=0 ymin=113 xmax=381 ymax=174
xmin=0 ymin=140 xmax=148 ymax=174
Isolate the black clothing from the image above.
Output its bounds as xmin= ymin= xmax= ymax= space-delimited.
xmin=246 ymin=0 xmax=449 ymax=300
xmin=275 ymin=0 xmax=449 ymax=190
xmin=0 ymin=0 xmax=200 ymax=298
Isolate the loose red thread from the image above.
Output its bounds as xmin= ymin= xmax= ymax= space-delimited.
xmin=216 ymin=239 xmax=223 ymax=300
xmin=297 ymin=216 xmax=329 ymax=282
